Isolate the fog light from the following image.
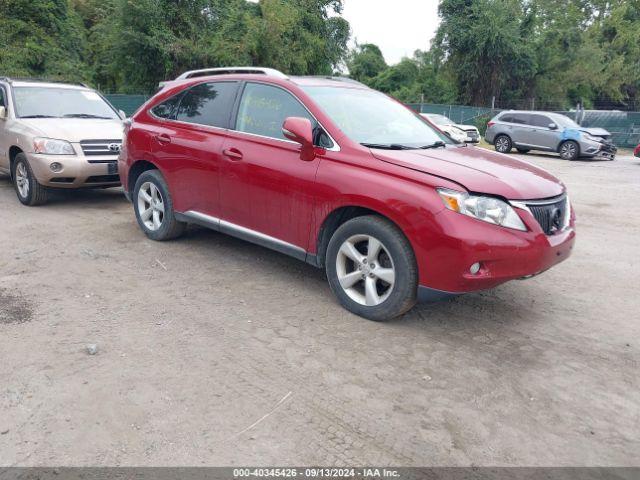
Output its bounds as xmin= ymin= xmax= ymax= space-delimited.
xmin=50 ymin=162 xmax=63 ymax=173
xmin=469 ymin=262 xmax=481 ymax=275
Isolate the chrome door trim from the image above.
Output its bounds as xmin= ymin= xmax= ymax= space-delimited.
xmin=179 ymin=210 xmax=307 ymax=261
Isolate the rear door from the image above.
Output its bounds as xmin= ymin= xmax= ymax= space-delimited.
xmin=508 ymin=113 xmax=535 ymax=147
xmin=149 ymin=81 xmax=239 ymax=217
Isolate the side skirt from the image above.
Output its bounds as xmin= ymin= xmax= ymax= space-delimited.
xmin=176 ymin=210 xmax=310 ymax=263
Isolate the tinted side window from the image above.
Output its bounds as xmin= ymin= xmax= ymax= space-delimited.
xmin=175 ymin=82 xmax=238 ymax=128
xmin=530 ymin=114 xmax=552 ymax=128
xmin=499 ymin=115 xmax=513 ymax=123
xmin=511 ymin=114 xmax=530 ymax=125
xmin=236 ymin=83 xmax=315 ymax=142
xmin=0 ymin=87 xmax=6 ymax=108
xmin=151 ymin=93 xmax=183 ymax=119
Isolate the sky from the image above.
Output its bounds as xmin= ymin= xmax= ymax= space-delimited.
xmin=341 ymin=0 xmax=441 ymax=65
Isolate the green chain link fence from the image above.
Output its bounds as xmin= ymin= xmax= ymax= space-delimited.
xmin=408 ymin=103 xmax=640 ymax=148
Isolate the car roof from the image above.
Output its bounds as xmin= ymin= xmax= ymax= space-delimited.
xmin=159 ymin=70 xmax=370 ymax=91
xmin=499 ymin=110 xmax=563 ymax=117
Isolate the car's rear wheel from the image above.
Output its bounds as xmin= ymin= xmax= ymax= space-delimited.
xmin=133 ymin=170 xmax=186 ymax=241
xmin=494 ymin=135 xmax=512 ymax=153
xmin=12 ymin=154 xmax=49 ymax=206
xmin=325 ymin=215 xmax=417 ymax=321
xmin=559 ymin=140 xmax=579 ymax=161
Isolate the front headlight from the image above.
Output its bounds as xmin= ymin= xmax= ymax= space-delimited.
xmin=34 ymin=138 xmax=76 ymax=155
xmin=584 ymin=133 xmax=603 ymax=143
xmin=437 ymin=188 xmax=527 ymax=231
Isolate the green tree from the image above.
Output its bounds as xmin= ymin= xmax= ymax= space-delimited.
xmin=0 ymin=0 xmax=90 ymax=81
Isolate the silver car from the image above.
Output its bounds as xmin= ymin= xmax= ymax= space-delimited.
xmin=485 ymin=110 xmax=617 ymax=161
xmin=0 ymin=78 xmax=125 ymax=205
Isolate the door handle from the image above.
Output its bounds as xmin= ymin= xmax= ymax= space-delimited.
xmin=155 ymin=133 xmax=171 ymax=144
xmin=223 ymin=148 xmax=243 ymax=161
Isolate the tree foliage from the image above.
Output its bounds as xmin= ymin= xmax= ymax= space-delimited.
xmin=0 ymin=0 xmax=638 ymax=110
xmin=349 ymin=0 xmax=640 ymax=109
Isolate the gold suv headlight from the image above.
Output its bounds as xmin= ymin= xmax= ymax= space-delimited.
xmin=34 ymin=138 xmax=76 ymax=155
xmin=437 ymin=188 xmax=527 ymax=231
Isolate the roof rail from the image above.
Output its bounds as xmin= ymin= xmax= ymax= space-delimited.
xmin=296 ymin=76 xmax=368 ymax=88
xmin=175 ymin=67 xmax=289 ymax=81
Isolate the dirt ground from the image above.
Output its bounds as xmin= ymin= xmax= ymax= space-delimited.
xmin=0 ymin=151 xmax=639 ymax=467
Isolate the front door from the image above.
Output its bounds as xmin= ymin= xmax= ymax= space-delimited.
xmin=219 ymin=82 xmax=328 ymax=255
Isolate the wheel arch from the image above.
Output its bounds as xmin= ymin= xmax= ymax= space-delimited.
xmin=127 ymin=160 xmax=160 ymax=195
xmin=314 ymin=203 xmax=412 ymax=268
xmin=8 ymin=146 xmax=24 ymax=178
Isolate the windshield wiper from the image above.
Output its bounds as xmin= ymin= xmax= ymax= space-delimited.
xmin=63 ymin=113 xmax=112 ymax=119
xmin=418 ymin=141 xmax=447 ymax=150
xmin=360 ymin=143 xmax=415 ymax=150
xmin=20 ymin=115 xmax=58 ymax=119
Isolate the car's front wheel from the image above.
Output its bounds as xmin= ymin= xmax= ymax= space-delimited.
xmin=12 ymin=153 xmax=49 ymax=206
xmin=133 ymin=170 xmax=186 ymax=241
xmin=559 ymin=140 xmax=580 ymax=161
xmin=494 ymin=134 xmax=512 ymax=153
xmin=325 ymin=216 xmax=418 ymax=321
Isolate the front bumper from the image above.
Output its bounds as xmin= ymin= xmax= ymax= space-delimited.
xmin=414 ymin=206 xmax=576 ymax=298
xmin=579 ymin=139 xmax=617 ymax=160
xmin=26 ymin=152 xmax=121 ymax=188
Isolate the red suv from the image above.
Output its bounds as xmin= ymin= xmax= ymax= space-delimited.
xmin=119 ymin=67 xmax=575 ymax=321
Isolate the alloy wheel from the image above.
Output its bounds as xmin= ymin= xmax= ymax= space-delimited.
xmin=495 ymin=136 xmax=510 ymax=153
xmin=336 ymin=234 xmax=396 ymax=307
xmin=16 ymin=162 xmax=30 ymax=199
xmin=561 ymin=142 xmax=577 ymax=159
xmin=137 ymin=181 xmax=165 ymax=231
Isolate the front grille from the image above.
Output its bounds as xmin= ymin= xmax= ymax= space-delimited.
xmin=80 ymin=139 xmax=122 ymax=161
xmin=526 ymin=195 xmax=568 ymax=235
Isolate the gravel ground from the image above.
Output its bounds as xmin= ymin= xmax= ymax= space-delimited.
xmin=0 ymin=152 xmax=638 ymax=467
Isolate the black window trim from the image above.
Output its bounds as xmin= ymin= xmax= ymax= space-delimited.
xmin=229 ymin=80 xmax=340 ymax=152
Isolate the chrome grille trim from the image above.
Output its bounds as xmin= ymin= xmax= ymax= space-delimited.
xmin=80 ymin=139 xmax=122 ymax=160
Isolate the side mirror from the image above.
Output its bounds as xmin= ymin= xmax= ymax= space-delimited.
xmin=0 ymin=106 xmax=6 ymax=119
xmin=118 ymin=109 xmax=127 ymax=120
xmin=548 ymin=123 xmax=558 ymax=130
xmin=282 ymin=117 xmax=316 ymax=161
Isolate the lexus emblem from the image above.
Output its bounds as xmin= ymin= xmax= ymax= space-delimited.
xmin=109 ymin=143 xmax=122 ymax=153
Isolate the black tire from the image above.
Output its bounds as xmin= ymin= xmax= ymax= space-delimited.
xmin=494 ymin=134 xmax=512 ymax=153
xmin=133 ymin=169 xmax=186 ymax=241
xmin=12 ymin=153 xmax=49 ymax=206
xmin=559 ymin=140 xmax=580 ymax=161
xmin=325 ymin=215 xmax=418 ymax=321
xmin=516 ymin=148 xmax=530 ymax=154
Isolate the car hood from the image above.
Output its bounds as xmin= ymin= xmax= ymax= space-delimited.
xmin=370 ymin=145 xmax=564 ymax=200
xmin=453 ymin=124 xmax=479 ymax=132
xmin=19 ymin=118 xmax=124 ymax=142
xmin=579 ymin=127 xmax=611 ymax=139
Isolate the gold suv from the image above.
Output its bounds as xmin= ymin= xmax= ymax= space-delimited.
xmin=0 ymin=78 xmax=124 ymax=205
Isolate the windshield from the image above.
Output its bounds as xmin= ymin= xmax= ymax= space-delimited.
xmin=13 ymin=87 xmax=119 ymax=119
xmin=426 ymin=114 xmax=452 ymax=125
xmin=302 ymin=86 xmax=451 ymax=148
xmin=553 ymin=114 xmax=580 ymax=129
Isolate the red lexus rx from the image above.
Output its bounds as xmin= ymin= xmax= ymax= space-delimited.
xmin=119 ymin=67 xmax=575 ymax=321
